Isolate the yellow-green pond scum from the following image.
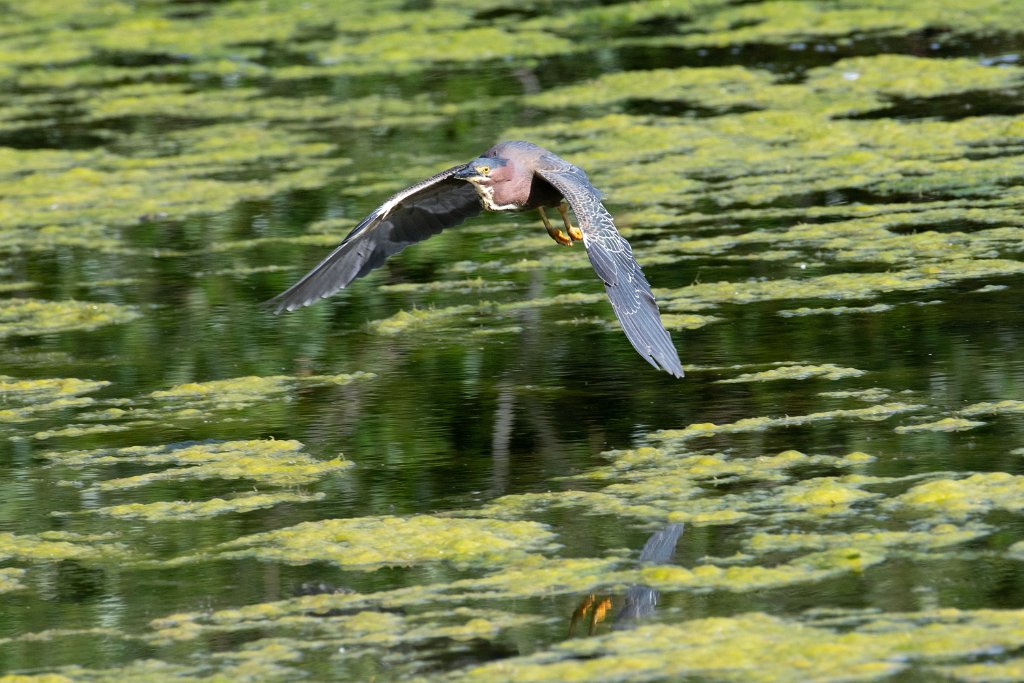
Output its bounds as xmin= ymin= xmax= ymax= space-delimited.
xmin=1 ymin=0 xmax=1023 ymax=681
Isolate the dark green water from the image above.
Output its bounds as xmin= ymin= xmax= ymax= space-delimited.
xmin=2 ymin=1 xmax=1024 ymax=681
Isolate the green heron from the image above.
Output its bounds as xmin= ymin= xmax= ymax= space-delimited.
xmin=267 ymin=141 xmax=683 ymax=377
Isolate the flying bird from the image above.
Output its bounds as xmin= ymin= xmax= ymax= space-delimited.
xmin=266 ymin=141 xmax=683 ymax=377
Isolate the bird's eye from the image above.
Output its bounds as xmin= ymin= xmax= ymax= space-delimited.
xmin=477 ymin=165 xmax=490 ymax=175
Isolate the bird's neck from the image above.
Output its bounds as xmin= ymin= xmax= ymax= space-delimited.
xmin=470 ymin=181 xmax=521 ymax=212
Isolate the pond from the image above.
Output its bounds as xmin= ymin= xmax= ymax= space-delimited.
xmin=2 ymin=0 xmax=1024 ymax=680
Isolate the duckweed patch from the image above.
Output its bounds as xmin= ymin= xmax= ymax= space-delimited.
xmin=652 ymin=403 xmax=925 ymax=445
xmin=941 ymin=658 xmax=1024 ymax=683
xmin=216 ymin=516 xmax=557 ymax=570
xmin=5 ymin=0 xmax=1024 ymax=680
xmin=379 ymin=277 xmax=515 ymax=294
xmin=32 ymin=423 xmax=132 ymax=440
xmin=49 ymin=372 xmax=377 ymax=432
xmin=97 ymin=491 xmax=325 ymax=521
xmin=638 ymin=0 xmax=1024 ymax=49
xmin=819 ymin=388 xmax=893 ymax=402
xmin=44 ymin=439 xmax=352 ymax=489
xmin=0 ymin=531 xmax=127 ymax=563
xmin=0 ymin=299 xmax=139 ymax=337
xmin=0 ymin=124 xmax=342 ymax=255
xmin=150 ymin=372 xmax=375 ymax=411
xmin=892 ymin=474 xmax=1024 ymax=518
xmin=895 ymin=417 xmax=987 ymax=433
xmin=143 ymin=606 xmax=544 ymax=678
xmin=640 ymin=547 xmax=885 ymax=592
xmin=457 ymin=609 xmax=1024 ymax=683
xmin=368 ymin=304 xmax=496 ymax=336
xmin=961 ymin=400 xmax=1024 ymax=417
xmin=0 ymin=568 xmax=26 ymax=593
xmin=473 ymin=449 xmax=883 ymax=530
xmin=716 ymin=363 xmax=865 ymax=383
xmin=778 ymin=303 xmax=894 ymax=317
xmin=0 ymin=375 xmax=110 ymax=424
xmin=525 ymin=65 xmax=779 ymax=113
xmin=150 ymin=556 xmax=620 ymax=645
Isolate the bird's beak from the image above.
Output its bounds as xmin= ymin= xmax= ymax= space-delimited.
xmin=454 ymin=165 xmax=482 ymax=180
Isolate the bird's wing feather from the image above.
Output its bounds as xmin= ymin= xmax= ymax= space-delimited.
xmin=265 ymin=164 xmax=481 ymax=313
xmin=535 ymin=157 xmax=684 ymax=377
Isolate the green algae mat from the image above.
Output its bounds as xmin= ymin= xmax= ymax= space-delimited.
xmin=2 ymin=0 xmax=1024 ymax=680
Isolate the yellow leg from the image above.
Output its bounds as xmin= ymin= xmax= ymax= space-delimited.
xmin=568 ymin=594 xmax=613 ymax=636
xmin=559 ymin=202 xmax=584 ymax=242
xmin=589 ymin=597 xmax=612 ymax=635
xmin=568 ymin=594 xmax=595 ymax=637
xmin=539 ymin=207 xmax=572 ymax=246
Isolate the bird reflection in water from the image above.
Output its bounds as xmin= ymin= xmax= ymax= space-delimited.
xmin=568 ymin=523 xmax=685 ymax=637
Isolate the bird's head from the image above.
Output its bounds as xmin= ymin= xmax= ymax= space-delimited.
xmin=454 ymin=156 xmax=510 ymax=185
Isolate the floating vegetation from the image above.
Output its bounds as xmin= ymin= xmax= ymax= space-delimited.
xmin=819 ymin=388 xmax=892 ymax=402
xmin=525 ymin=65 xmax=779 ymax=113
xmin=0 ymin=123 xmax=342 ymax=259
xmin=892 ymin=474 xmax=1024 ymax=518
xmin=456 ymin=609 xmax=1024 ymax=683
xmin=961 ymin=400 xmax=1024 ymax=417
xmin=97 ymin=491 xmax=325 ymax=521
xmin=3 ymin=0 xmax=1024 ymax=680
xmin=43 ymin=439 xmax=352 ymax=490
xmin=656 ymin=312 xmax=721 ymax=330
xmin=716 ymin=363 xmax=865 ymax=383
xmin=778 ymin=303 xmax=894 ymax=317
xmin=631 ymin=0 xmax=1024 ymax=49
xmin=316 ymin=26 xmax=577 ymax=72
xmin=379 ymin=277 xmax=515 ymax=294
xmin=363 ymin=255 xmax=1024 ymax=340
xmin=747 ymin=524 xmax=990 ymax=554
xmin=149 ymin=372 xmax=375 ymax=411
xmin=0 ymin=375 xmax=109 ymax=424
xmin=368 ymin=304 xmax=497 ymax=335
xmin=651 ymin=403 xmax=924 ymax=446
xmin=0 ymin=299 xmax=139 ymax=337
xmin=640 ymin=547 xmax=885 ymax=591
xmin=216 ymin=515 xmax=557 ymax=570
xmin=149 ymin=556 xmax=618 ymax=644
xmin=0 ymin=531 xmax=127 ymax=563
xmin=943 ymin=658 xmax=1024 ymax=683
xmin=32 ymin=423 xmax=132 ymax=440
xmin=42 ymin=372 xmax=378 ymax=434
xmin=0 ymin=568 xmax=26 ymax=593
xmin=661 ymin=262 xmax=1024 ymax=312
xmin=894 ymin=417 xmax=987 ymax=433
xmin=472 ymin=448 xmax=880 ymax=528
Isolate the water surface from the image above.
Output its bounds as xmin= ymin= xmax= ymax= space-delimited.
xmin=2 ymin=1 xmax=1024 ymax=680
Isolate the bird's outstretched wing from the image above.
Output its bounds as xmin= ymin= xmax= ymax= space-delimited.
xmin=265 ymin=164 xmax=481 ymax=313
xmin=535 ymin=156 xmax=684 ymax=378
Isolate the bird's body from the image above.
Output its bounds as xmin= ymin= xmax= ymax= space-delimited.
xmin=460 ymin=141 xmax=567 ymax=211
xmin=267 ymin=141 xmax=684 ymax=377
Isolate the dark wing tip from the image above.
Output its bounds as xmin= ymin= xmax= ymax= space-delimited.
xmin=260 ymin=291 xmax=311 ymax=315
xmin=605 ymin=275 xmax=684 ymax=378
xmin=631 ymin=317 xmax=685 ymax=378
xmin=658 ymin=353 xmax=686 ymax=378
xmin=263 ymin=165 xmax=480 ymax=316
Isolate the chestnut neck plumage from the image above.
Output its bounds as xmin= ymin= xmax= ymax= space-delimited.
xmin=467 ymin=158 xmax=563 ymax=213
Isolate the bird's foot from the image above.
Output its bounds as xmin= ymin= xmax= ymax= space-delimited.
xmin=558 ymin=202 xmax=583 ymax=242
xmin=547 ymin=227 xmax=574 ymax=246
xmin=539 ymin=207 xmax=574 ymax=246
